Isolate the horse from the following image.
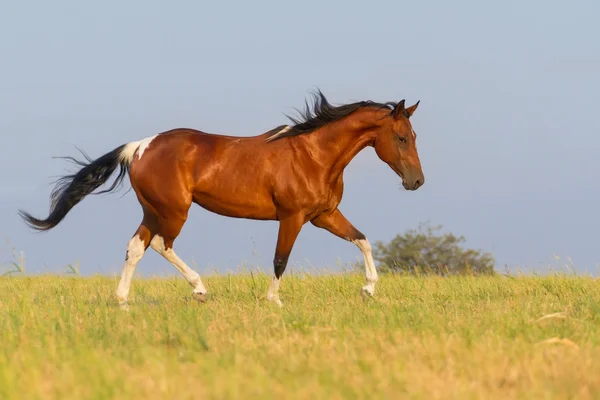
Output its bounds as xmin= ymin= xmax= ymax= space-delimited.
xmin=19 ymin=90 xmax=425 ymax=309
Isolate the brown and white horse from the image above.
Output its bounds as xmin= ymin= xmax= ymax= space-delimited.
xmin=19 ymin=91 xmax=425 ymax=308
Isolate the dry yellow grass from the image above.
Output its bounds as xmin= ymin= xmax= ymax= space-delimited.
xmin=1 ymin=272 xmax=599 ymax=399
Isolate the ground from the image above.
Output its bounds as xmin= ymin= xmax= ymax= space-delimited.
xmin=0 ymin=272 xmax=598 ymax=399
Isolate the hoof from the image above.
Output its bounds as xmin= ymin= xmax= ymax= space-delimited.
xmin=192 ymin=292 xmax=207 ymax=303
xmin=267 ymin=293 xmax=283 ymax=308
xmin=119 ymin=301 xmax=130 ymax=311
xmin=360 ymin=285 xmax=375 ymax=301
xmin=272 ymin=298 xmax=283 ymax=308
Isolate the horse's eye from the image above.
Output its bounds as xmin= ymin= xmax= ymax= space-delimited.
xmin=397 ymin=136 xmax=407 ymax=143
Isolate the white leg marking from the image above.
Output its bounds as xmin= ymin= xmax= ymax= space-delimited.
xmin=116 ymin=234 xmax=146 ymax=309
xmin=351 ymin=238 xmax=378 ymax=297
xmin=150 ymin=236 xmax=207 ymax=299
xmin=267 ymin=276 xmax=283 ymax=307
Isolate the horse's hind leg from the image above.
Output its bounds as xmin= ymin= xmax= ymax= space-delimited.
xmin=116 ymin=222 xmax=153 ymax=310
xmin=149 ymin=214 xmax=208 ymax=302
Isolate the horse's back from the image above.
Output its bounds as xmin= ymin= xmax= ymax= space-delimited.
xmin=127 ymin=127 xmax=285 ymax=220
xmin=189 ymin=131 xmax=284 ymax=219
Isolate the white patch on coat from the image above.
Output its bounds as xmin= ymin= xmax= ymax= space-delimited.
xmin=136 ymin=135 xmax=158 ymax=159
xmin=278 ymin=125 xmax=291 ymax=134
xmin=265 ymin=125 xmax=291 ymax=142
xmin=118 ymin=134 xmax=158 ymax=164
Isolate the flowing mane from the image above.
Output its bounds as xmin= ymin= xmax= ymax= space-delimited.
xmin=265 ymin=90 xmax=398 ymax=142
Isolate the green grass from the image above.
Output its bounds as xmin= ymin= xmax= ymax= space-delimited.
xmin=1 ymin=272 xmax=599 ymax=399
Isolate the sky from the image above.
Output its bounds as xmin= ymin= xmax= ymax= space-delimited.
xmin=1 ymin=0 xmax=599 ymax=278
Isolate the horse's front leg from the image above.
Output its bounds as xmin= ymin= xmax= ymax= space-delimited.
xmin=311 ymin=209 xmax=378 ymax=298
xmin=267 ymin=213 xmax=305 ymax=307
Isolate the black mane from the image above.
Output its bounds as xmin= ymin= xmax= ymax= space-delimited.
xmin=266 ymin=90 xmax=397 ymax=142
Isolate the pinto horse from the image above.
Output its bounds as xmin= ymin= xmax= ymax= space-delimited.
xmin=19 ymin=91 xmax=424 ymax=308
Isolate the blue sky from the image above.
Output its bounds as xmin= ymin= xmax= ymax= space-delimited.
xmin=1 ymin=0 xmax=599 ymax=277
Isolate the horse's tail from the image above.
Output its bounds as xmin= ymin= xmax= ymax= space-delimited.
xmin=18 ymin=140 xmax=144 ymax=231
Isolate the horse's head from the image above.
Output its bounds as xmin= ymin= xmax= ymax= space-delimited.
xmin=373 ymin=100 xmax=424 ymax=191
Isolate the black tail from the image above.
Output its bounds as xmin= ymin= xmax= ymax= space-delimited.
xmin=19 ymin=144 xmax=130 ymax=231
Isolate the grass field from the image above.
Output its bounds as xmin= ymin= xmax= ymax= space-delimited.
xmin=1 ymin=272 xmax=599 ymax=399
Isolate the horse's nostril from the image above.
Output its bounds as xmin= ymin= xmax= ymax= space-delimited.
xmin=414 ymin=180 xmax=422 ymax=189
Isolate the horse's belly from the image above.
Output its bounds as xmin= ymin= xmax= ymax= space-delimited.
xmin=192 ymin=189 xmax=277 ymax=220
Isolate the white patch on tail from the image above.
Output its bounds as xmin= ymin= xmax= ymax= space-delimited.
xmin=118 ymin=134 xmax=158 ymax=164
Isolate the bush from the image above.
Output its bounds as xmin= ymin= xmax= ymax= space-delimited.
xmin=356 ymin=223 xmax=495 ymax=276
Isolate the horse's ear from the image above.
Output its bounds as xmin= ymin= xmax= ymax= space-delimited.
xmin=405 ymin=100 xmax=420 ymax=118
xmin=392 ymin=99 xmax=406 ymax=120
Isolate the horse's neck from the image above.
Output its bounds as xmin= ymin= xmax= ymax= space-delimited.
xmin=315 ymin=114 xmax=378 ymax=182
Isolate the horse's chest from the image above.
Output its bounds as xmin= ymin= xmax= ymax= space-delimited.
xmin=316 ymin=181 xmax=343 ymax=209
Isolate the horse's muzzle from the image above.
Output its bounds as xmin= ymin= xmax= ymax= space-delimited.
xmin=402 ymin=176 xmax=424 ymax=191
